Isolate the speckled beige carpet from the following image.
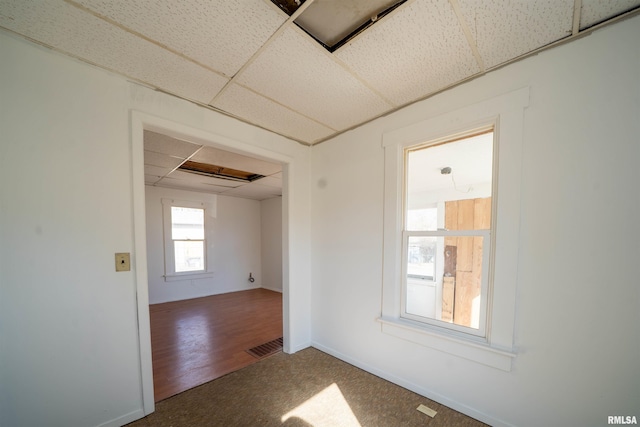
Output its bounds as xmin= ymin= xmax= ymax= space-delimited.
xmin=126 ymin=347 xmax=486 ymax=427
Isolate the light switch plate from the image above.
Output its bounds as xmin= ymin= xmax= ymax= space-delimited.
xmin=115 ymin=253 xmax=131 ymax=272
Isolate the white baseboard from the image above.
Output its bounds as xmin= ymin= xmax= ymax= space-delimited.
xmin=284 ymin=340 xmax=311 ymax=354
xmin=261 ymin=285 xmax=282 ymax=293
xmin=149 ymin=285 xmax=263 ymax=305
xmin=310 ymin=341 xmax=513 ymax=427
xmin=97 ymin=408 xmax=145 ymax=427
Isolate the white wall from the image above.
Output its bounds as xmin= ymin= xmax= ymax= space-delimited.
xmin=0 ymin=34 xmax=142 ymax=427
xmin=261 ymin=197 xmax=283 ymax=292
xmin=0 ymin=30 xmax=312 ymax=427
xmin=310 ymin=16 xmax=640 ymax=427
xmin=145 ymin=186 xmax=263 ymax=304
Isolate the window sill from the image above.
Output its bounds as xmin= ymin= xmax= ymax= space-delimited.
xmin=377 ymin=316 xmax=516 ymax=371
xmin=164 ymin=272 xmax=214 ymax=282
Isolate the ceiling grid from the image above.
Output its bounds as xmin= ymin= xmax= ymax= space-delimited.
xmin=1 ymin=0 xmax=639 ymax=197
xmin=448 ymin=0 xmax=485 ymax=72
xmin=572 ymin=0 xmax=582 ymax=35
xmin=2 ymin=0 xmax=638 ymax=144
xmin=65 ymin=0 xmax=230 ymax=80
xmin=208 ymin=0 xmax=317 ymax=105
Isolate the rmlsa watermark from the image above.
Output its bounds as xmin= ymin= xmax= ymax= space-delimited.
xmin=608 ymin=416 xmax=638 ymax=425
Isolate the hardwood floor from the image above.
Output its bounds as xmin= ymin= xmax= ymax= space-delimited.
xmin=149 ymin=288 xmax=283 ymax=402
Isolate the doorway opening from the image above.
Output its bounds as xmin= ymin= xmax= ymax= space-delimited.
xmin=131 ymin=111 xmax=293 ymax=412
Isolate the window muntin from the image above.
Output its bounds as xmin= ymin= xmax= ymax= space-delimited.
xmin=402 ymin=130 xmax=494 ymax=337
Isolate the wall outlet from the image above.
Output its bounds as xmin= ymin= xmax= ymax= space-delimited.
xmin=115 ymin=253 xmax=130 ymax=272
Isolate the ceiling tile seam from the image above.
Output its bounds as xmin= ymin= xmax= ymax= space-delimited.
xmin=477 ymin=9 xmax=640 ymax=82
xmin=216 ymin=111 xmax=315 ymax=146
xmin=310 ymin=8 xmax=640 ymax=147
xmin=328 ymin=56 xmax=398 ymax=108
xmin=0 ymin=26 xmax=197 ymax=104
xmin=0 ymin=15 xmax=349 ymax=147
xmin=572 ymin=0 xmax=583 ymax=35
xmin=230 ymin=82 xmax=339 ymax=133
xmin=206 ymin=103 xmax=315 ymax=146
xmin=63 ymin=0 xmax=232 ymax=80
xmin=150 ymin=182 xmax=225 ymax=195
xmin=143 ymin=85 xmax=312 ymax=146
xmin=448 ymin=0 xmax=485 ymax=73
xmin=580 ymin=4 xmax=640 ymax=31
xmin=151 ymin=145 xmax=207 ymax=184
xmin=286 ymin=24 xmax=398 ymax=108
xmin=309 ymin=71 xmax=485 ymax=146
xmin=208 ymin=0 xmax=318 ymax=106
xmin=204 ymin=106 xmax=314 ymax=146
xmin=12 ymin=37 xmax=231 ymax=113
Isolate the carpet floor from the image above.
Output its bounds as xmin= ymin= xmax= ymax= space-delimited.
xmin=127 ymin=347 xmax=486 ymax=427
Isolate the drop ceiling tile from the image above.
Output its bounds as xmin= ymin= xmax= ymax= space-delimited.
xmin=167 ymin=169 xmax=241 ymax=188
xmin=154 ymin=177 xmax=231 ymax=194
xmin=255 ymin=175 xmax=282 ymax=189
xmin=580 ymin=0 xmax=640 ymax=29
xmin=144 ymin=131 xmax=201 ymax=159
xmin=189 ymin=146 xmax=282 ymax=176
xmin=72 ymin=0 xmax=287 ymax=77
xmin=237 ymin=26 xmax=393 ymax=131
xmin=335 ymin=0 xmax=480 ymax=106
xmin=0 ymin=0 xmax=229 ymax=104
xmin=212 ymin=83 xmax=336 ymax=144
xmin=220 ymin=182 xmax=282 ymax=200
xmin=144 ymin=164 xmax=172 ymax=177
xmin=456 ymin=0 xmax=574 ymax=69
xmin=144 ymin=150 xmax=185 ymax=169
xmin=145 ymin=174 xmax=161 ymax=184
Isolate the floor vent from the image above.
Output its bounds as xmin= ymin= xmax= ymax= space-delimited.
xmin=246 ymin=337 xmax=283 ymax=359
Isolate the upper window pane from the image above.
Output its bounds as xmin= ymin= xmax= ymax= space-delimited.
xmin=406 ymin=207 xmax=437 ymax=231
xmin=171 ymin=206 xmax=204 ymax=240
xmin=405 ymin=131 xmax=494 ymax=231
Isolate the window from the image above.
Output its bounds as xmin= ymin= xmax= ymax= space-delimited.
xmin=162 ymin=198 xmax=213 ymax=281
xmin=380 ymin=87 xmax=529 ymax=371
xmin=402 ymin=129 xmax=493 ymax=337
xmin=171 ymin=206 xmax=205 ymax=273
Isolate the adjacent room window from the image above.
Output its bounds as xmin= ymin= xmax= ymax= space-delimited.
xmin=162 ymin=199 xmax=212 ymax=280
xmin=402 ymin=129 xmax=494 ymax=337
xmin=170 ymin=206 xmax=205 ymax=273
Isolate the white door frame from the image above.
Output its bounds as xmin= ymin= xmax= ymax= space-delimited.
xmin=130 ymin=110 xmax=293 ymax=414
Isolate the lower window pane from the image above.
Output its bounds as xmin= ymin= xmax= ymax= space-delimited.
xmin=174 ymin=240 xmax=204 ymax=272
xmin=406 ymin=235 xmax=484 ymax=330
xmin=407 ymin=236 xmax=436 ymax=280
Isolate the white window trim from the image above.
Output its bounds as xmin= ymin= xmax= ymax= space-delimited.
xmin=162 ymin=198 xmax=214 ymax=281
xmin=379 ymin=87 xmax=529 ymax=371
